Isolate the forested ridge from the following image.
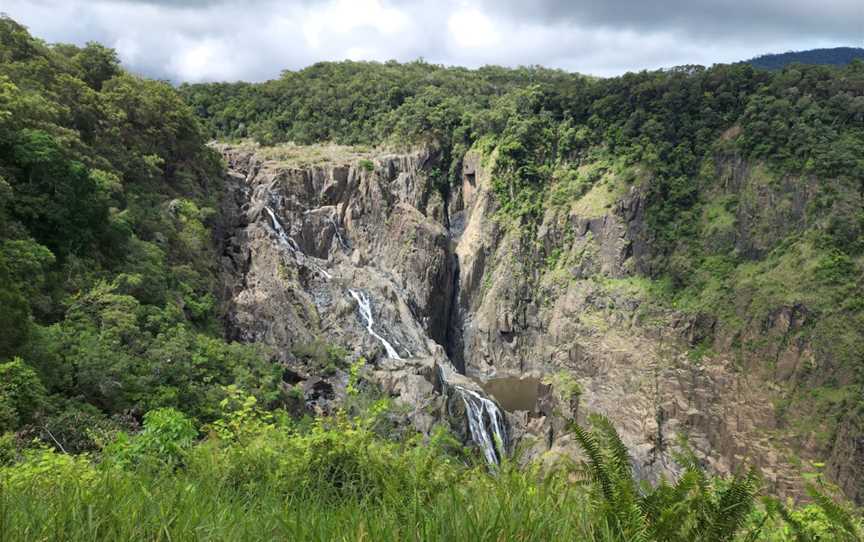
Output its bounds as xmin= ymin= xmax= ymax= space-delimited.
xmin=2 ymin=14 xmax=864 ymax=541
xmin=747 ymin=48 xmax=864 ymax=71
xmin=183 ymin=53 xmax=864 ymax=411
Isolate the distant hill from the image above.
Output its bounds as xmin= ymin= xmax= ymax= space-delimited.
xmin=747 ymin=47 xmax=864 ymax=70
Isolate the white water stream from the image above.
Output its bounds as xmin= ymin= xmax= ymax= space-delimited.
xmin=348 ymin=288 xmax=402 ymax=359
xmin=265 ymin=206 xmax=332 ymax=279
xmin=454 ymin=386 xmax=508 ymax=465
xmin=328 ymin=214 xmax=349 ymax=251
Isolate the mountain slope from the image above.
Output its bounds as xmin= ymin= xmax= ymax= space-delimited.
xmin=747 ymin=47 xmax=864 ymax=70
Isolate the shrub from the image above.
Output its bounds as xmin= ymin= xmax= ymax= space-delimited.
xmin=0 ymin=358 xmax=46 ymax=432
xmin=108 ymin=408 xmax=197 ymax=467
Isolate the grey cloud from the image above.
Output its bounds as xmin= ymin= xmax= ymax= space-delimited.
xmin=2 ymin=0 xmax=861 ymax=83
xmin=478 ymin=0 xmax=864 ymax=42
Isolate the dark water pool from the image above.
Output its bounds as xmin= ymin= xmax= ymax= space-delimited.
xmin=479 ymin=376 xmax=542 ymax=412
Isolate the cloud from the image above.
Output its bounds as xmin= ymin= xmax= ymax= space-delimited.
xmin=2 ymin=0 xmax=861 ymax=83
xmin=478 ymin=0 xmax=864 ymax=42
xmin=448 ymin=8 xmax=501 ymax=49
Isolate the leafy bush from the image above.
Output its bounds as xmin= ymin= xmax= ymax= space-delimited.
xmin=0 ymin=357 xmax=46 ymax=432
xmin=108 ymin=408 xmax=197 ymax=467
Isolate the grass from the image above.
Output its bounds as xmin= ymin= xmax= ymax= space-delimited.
xmin=227 ymin=140 xmax=378 ymax=168
xmin=0 ymin=464 xmax=615 ymax=542
xmin=700 ymin=194 xmax=738 ymax=245
xmin=593 ymin=275 xmax=658 ymax=299
xmin=0 ymin=393 xmax=616 ymax=541
xmin=570 ymin=172 xmax=628 ymax=219
xmin=0 ymin=476 xmax=763 ymax=542
xmin=1 ymin=400 xmax=861 ymax=542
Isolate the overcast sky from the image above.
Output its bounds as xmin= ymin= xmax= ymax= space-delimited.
xmin=3 ymin=0 xmax=863 ymax=83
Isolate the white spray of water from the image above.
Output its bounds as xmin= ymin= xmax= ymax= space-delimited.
xmin=348 ymin=288 xmax=402 ymax=359
xmin=328 ymin=213 xmax=348 ymax=251
xmin=265 ymin=206 xmax=301 ymax=252
xmin=454 ymin=386 xmax=508 ymax=465
xmin=265 ymin=206 xmax=331 ymax=280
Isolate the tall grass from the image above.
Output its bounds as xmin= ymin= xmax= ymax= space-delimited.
xmin=1 ymin=398 xmax=861 ymax=541
xmin=0 ymin=457 xmax=614 ymax=541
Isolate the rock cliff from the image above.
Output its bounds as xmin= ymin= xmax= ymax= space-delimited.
xmin=214 ymin=142 xmax=852 ymax=499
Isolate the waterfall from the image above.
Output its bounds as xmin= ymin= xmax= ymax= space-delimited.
xmin=265 ymin=206 xmax=301 ymax=253
xmin=265 ymin=206 xmax=332 ymax=280
xmin=328 ymin=213 xmax=349 ymax=251
xmin=348 ymin=288 xmax=402 ymax=360
xmin=453 ymin=386 xmax=508 ymax=465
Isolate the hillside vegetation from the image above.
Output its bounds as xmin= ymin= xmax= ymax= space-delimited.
xmin=0 ymin=16 xmax=279 ymax=448
xmin=2 ymin=14 xmax=864 ymax=540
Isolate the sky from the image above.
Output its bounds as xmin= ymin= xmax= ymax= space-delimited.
xmin=3 ymin=0 xmax=863 ymax=83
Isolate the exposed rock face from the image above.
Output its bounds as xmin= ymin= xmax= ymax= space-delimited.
xmin=216 ymin=144 xmax=502 ymax=451
xmin=215 ymin=143 xmax=853 ymax=500
xmin=218 ymin=145 xmax=453 ymax=360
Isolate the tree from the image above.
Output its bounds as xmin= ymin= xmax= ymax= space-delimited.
xmin=72 ymin=42 xmax=120 ymax=91
xmin=0 ymin=239 xmax=53 ymax=357
xmin=0 ymin=357 xmax=47 ymax=432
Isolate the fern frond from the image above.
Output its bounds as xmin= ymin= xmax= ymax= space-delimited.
xmin=570 ymin=420 xmax=613 ymax=502
xmin=705 ymin=473 xmax=757 ymax=542
xmin=613 ymin=500 xmax=651 ymax=542
xmin=807 ymin=484 xmax=861 ymax=541
xmin=764 ymin=496 xmax=809 ymax=542
xmin=591 ymin=414 xmax=634 ymax=485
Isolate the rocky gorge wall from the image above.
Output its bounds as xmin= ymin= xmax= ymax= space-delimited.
xmin=213 ymin=142 xmax=858 ymax=501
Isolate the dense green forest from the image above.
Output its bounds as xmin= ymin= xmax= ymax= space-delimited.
xmin=3 ymin=14 xmax=864 ymax=540
xmin=0 ymin=16 xmax=280 ymax=450
xmin=748 ymin=47 xmax=864 ymax=70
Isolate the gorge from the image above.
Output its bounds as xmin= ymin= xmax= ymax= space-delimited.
xmin=214 ymin=140 xmax=855 ymax=498
xmin=2 ymin=14 xmax=863 ymax=539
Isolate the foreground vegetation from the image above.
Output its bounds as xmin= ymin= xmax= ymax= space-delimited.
xmin=2 ymin=391 xmax=861 ymax=542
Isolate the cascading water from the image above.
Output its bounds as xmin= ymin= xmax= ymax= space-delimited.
xmin=265 ymin=206 xmax=301 ymax=253
xmin=436 ymin=365 xmax=508 ymax=465
xmin=265 ymin=206 xmax=332 ymax=279
xmin=328 ymin=213 xmax=349 ymax=251
xmin=348 ymin=288 xmax=402 ymax=359
xmin=453 ymin=386 xmax=508 ymax=465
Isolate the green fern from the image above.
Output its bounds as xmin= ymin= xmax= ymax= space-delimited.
xmin=592 ymin=414 xmax=634 ymax=484
xmin=571 ymin=420 xmax=614 ymax=501
xmin=806 ymin=484 xmax=863 ymax=541
xmin=571 ymin=414 xmax=762 ymax=542
xmin=703 ymin=469 xmax=759 ymax=541
xmin=764 ymin=496 xmax=810 ymax=542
